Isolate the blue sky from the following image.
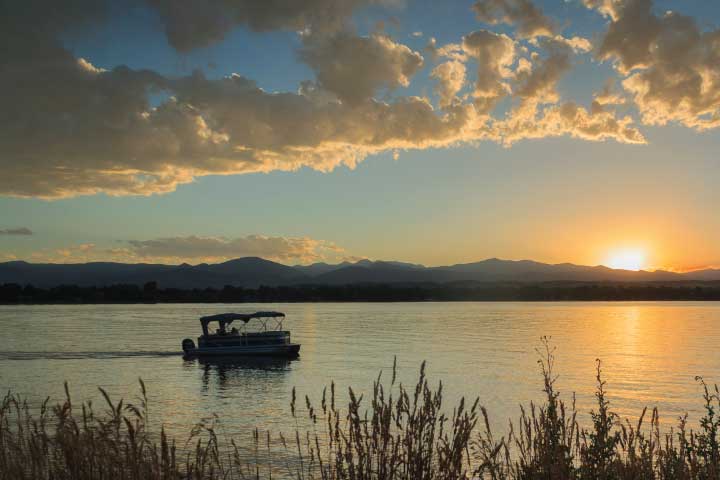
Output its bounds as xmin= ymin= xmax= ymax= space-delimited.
xmin=1 ymin=0 xmax=720 ymax=270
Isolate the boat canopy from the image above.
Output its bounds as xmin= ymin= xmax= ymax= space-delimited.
xmin=199 ymin=311 xmax=285 ymax=336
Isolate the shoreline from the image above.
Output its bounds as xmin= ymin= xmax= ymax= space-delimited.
xmin=3 ymin=280 xmax=720 ymax=304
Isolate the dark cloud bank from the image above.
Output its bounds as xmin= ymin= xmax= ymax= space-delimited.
xmin=0 ymin=228 xmax=33 ymax=236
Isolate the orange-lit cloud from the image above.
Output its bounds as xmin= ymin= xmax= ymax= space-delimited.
xmin=472 ymin=0 xmax=555 ymax=39
xmin=125 ymin=235 xmax=346 ymax=264
xmin=431 ymin=60 xmax=467 ymax=108
xmin=20 ymin=235 xmax=350 ymax=265
xmin=587 ymin=0 xmax=720 ymax=130
xmin=463 ymin=30 xmax=518 ymax=113
xmin=299 ymin=33 xmax=424 ymax=104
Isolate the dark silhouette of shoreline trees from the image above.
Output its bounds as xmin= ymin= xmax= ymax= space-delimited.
xmin=2 ymin=281 xmax=720 ymax=304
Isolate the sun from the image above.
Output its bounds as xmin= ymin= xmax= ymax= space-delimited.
xmin=605 ymin=249 xmax=646 ymax=271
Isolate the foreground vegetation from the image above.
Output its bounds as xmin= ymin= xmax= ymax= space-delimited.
xmin=4 ymin=281 xmax=720 ymax=303
xmin=1 ymin=343 xmax=719 ymax=479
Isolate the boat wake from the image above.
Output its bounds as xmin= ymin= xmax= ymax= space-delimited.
xmin=0 ymin=351 xmax=182 ymax=360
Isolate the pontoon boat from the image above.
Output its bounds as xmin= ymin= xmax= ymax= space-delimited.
xmin=182 ymin=311 xmax=300 ymax=357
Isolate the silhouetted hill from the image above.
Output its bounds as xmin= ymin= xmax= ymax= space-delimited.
xmin=0 ymin=257 xmax=307 ymax=288
xmin=434 ymin=259 xmax=682 ymax=282
xmin=295 ymin=259 xmax=426 ymax=277
xmin=0 ymin=261 xmax=177 ymax=287
xmin=306 ymin=258 xmax=687 ymax=284
xmin=293 ymin=261 xmax=353 ymax=276
xmin=202 ymin=257 xmax=306 ymax=284
xmin=682 ymin=268 xmax=720 ymax=281
xmin=1 ymin=257 xmax=718 ymax=289
xmin=313 ymin=264 xmax=437 ymax=284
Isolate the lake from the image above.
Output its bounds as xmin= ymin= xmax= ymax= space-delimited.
xmin=1 ymin=302 xmax=719 ymax=442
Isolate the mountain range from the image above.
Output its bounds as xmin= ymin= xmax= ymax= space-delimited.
xmin=1 ymin=257 xmax=719 ymax=289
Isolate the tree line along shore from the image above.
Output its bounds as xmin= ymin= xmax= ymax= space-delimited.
xmin=2 ymin=280 xmax=720 ymax=304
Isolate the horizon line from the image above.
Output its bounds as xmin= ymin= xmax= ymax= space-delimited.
xmin=2 ymin=256 xmax=718 ymax=275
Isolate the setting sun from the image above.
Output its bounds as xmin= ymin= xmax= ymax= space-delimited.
xmin=605 ymin=250 xmax=647 ymax=271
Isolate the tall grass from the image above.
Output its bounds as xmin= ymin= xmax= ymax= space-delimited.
xmin=1 ymin=342 xmax=719 ymax=479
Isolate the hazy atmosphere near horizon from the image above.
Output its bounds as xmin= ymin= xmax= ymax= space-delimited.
xmin=2 ymin=0 xmax=720 ymax=272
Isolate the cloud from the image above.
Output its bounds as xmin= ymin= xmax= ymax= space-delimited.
xmin=431 ymin=61 xmax=467 ymax=108
xmin=472 ymin=0 xmax=555 ymax=39
xmin=53 ymin=243 xmax=96 ymax=261
xmin=0 ymin=0 xmax=475 ymax=199
xmin=0 ymin=228 xmax=33 ymax=236
xmin=588 ymin=0 xmax=720 ymax=130
xmin=498 ymin=37 xmax=646 ymax=145
xmin=593 ymin=78 xmax=626 ymax=105
xmin=146 ymin=0 xmax=392 ymax=51
xmin=582 ymin=0 xmax=621 ymax=20
xmin=299 ymin=33 xmax=424 ymax=104
xmin=6 ymin=0 xmax=394 ymax=53
xmin=462 ymin=30 xmax=517 ymax=113
xmin=542 ymin=35 xmax=592 ymax=53
xmin=0 ymin=28 xmax=471 ymax=199
xmin=499 ymin=101 xmax=646 ymax=145
xmin=593 ymin=0 xmax=662 ymax=74
xmin=125 ymin=235 xmax=346 ymax=264
xmin=426 ymin=40 xmax=465 ymax=62
xmin=513 ymin=37 xmax=573 ymax=105
xmin=0 ymin=37 xmax=643 ymax=198
xmin=18 ymin=243 xmax=99 ymax=264
xmin=20 ymin=235 xmax=351 ymax=264
xmin=428 ymin=32 xmax=644 ymax=145
xmin=170 ymin=70 xmax=478 ymax=167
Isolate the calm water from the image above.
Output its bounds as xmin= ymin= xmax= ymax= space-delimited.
xmin=1 ymin=302 xmax=719 ymax=440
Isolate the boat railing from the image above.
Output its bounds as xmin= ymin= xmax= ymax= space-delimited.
xmin=202 ymin=331 xmax=291 ymax=346
xmin=237 ymin=317 xmax=284 ymax=333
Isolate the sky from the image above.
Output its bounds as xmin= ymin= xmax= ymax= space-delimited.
xmin=1 ymin=0 xmax=720 ymax=271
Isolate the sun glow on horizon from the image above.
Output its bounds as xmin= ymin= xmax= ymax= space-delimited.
xmin=604 ymin=249 xmax=647 ymax=271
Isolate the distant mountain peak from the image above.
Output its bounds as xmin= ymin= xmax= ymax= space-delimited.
xmin=1 ymin=260 xmax=29 ymax=265
xmin=219 ymin=256 xmax=267 ymax=264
